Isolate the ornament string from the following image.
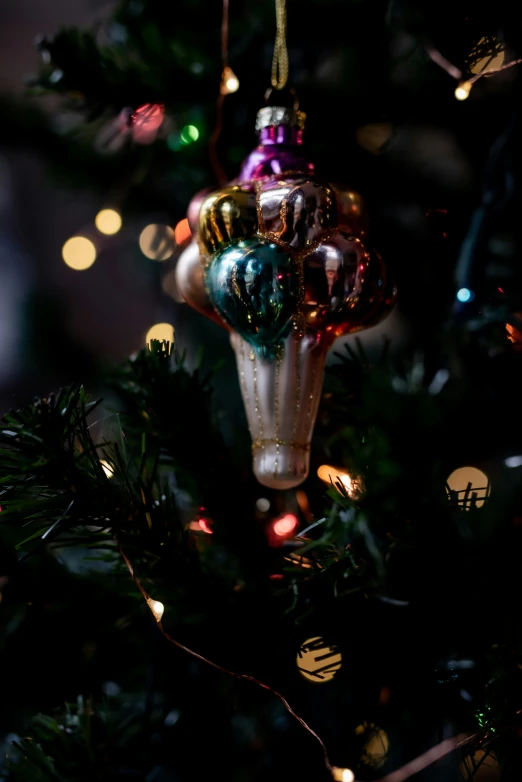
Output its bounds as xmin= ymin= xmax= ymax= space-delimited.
xmin=119 ymin=543 xmax=474 ymax=782
xmin=118 ymin=544 xmax=334 ymax=775
xmin=208 ymin=0 xmax=230 ymax=186
xmin=271 ymin=0 xmax=289 ymax=89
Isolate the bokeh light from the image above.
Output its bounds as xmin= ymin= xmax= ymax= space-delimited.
xmin=139 ymin=224 xmax=176 ymax=260
xmin=180 ymin=124 xmax=200 ymax=144
xmin=470 ymin=38 xmax=505 ymax=76
xmin=146 ymin=323 xmax=174 ymax=346
xmin=256 ymin=497 xmax=270 ymax=512
xmin=457 ymin=287 xmax=474 ymax=302
xmin=297 ymin=636 xmax=342 ymax=683
xmin=95 ymin=208 xmax=122 ymax=235
xmin=62 ymin=236 xmax=97 ymax=270
xmin=446 ymin=466 xmax=490 ymax=509
xmin=273 ymin=513 xmax=298 ymax=537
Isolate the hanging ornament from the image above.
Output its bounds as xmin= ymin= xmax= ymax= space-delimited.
xmin=176 ymin=95 xmax=396 ymax=489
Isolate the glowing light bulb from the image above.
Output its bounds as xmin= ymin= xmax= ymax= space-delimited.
xmin=62 ymin=236 xmax=97 ymax=270
xmin=95 ymin=208 xmax=122 ymax=235
xmin=220 ymin=66 xmax=240 ymax=95
xmin=139 ymin=224 xmax=175 ymax=260
xmin=455 ymin=81 xmax=472 ymax=101
xmin=148 ymin=599 xmax=164 ymax=621
xmin=100 ymin=460 xmax=114 ymax=478
xmin=273 ymin=513 xmax=298 ymax=537
xmin=145 ymin=323 xmax=175 ymax=346
xmin=317 ymin=464 xmax=362 ymax=498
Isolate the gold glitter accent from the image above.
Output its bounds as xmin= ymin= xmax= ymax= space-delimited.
xmin=252 ymin=438 xmax=310 ymax=452
xmin=237 ymin=338 xmax=252 ymax=430
xmin=254 ymin=180 xmax=267 ymax=235
xmin=273 ymin=348 xmax=283 ymax=478
xmin=291 ymin=334 xmax=301 ymax=445
xmin=305 ymin=353 xmax=318 ymax=430
xmin=252 ymin=352 xmax=264 ymax=442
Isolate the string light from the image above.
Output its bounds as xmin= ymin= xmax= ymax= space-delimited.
xmin=317 ymin=465 xmax=362 ymax=498
xmin=455 ymin=81 xmax=472 ymax=101
xmin=95 ymin=209 xmax=122 ymax=236
xmin=145 ymin=323 xmax=174 ymax=346
xmin=148 ymin=599 xmax=164 ymax=622
xmin=139 ymin=224 xmax=176 ymax=260
xmin=100 ymin=459 xmax=114 ymax=478
xmin=331 ymin=769 xmax=355 ymax=782
xmin=62 ymin=236 xmax=97 ymax=270
xmin=220 ymin=65 xmax=240 ymax=95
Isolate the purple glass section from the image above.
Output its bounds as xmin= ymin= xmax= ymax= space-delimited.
xmin=238 ymin=124 xmax=314 ymax=182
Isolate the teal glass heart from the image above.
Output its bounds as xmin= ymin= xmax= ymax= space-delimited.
xmin=205 ymin=238 xmax=299 ymax=357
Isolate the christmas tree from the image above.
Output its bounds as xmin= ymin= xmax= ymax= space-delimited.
xmin=1 ymin=1 xmax=522 ymax=781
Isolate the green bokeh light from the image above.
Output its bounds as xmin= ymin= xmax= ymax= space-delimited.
xmin=180 ymin=124 xmax=200 ymax=144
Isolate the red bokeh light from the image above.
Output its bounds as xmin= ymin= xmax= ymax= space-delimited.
xmin=273 ymin=513 xmax=298 ymax=537
xmin=198 ymin=518 xmax=213 ymax=535
xmin=131 ymin=104 xmax=165 ymax=144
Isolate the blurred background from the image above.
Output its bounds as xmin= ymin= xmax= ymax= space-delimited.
xmin=1 ymin=2 xmax=521 ymax=780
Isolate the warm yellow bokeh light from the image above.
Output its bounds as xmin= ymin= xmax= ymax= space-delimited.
xmin=95 ymin=208 xmax=122 ymax=235
xmin=455 ymin=81 xmax=472 ymax=101
xmin=356 ymin=723 xmax=390 ymax=769
xmin=148 ymin=599 xmax=164 ymax=622
xmin=459 ymin=749 xmax=500 ymax=781
xmin=62 ymin=236 xmax=97 ymax=270
xmin=317 ymin=464 xmax=362 ymax=498
xmin=100 ymin=459 xmax=114 ymax=479
xmin=446 ymin=466 xmax=490 ymax=509
xmin=139 ymin=224 xmax=176 ymax=261
xmin=145 ymin=322 xmax=175 ymax=346
xmin=331 ymin=769 xmax=355 ymax=782
xmin=297 ymin=636 xmax=342 ymax=683
xmin=470 ymin=39 xmax=505 ymax=76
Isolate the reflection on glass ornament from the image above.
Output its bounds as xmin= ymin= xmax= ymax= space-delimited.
xmin=176 ymin=96 xmax=396 ymax=488
xmin=139 ymin=224 xmax=176 ymax=261
xmin=446 ymin=466 xmax=490 ymax=509
xmin=296 ymin=636 xmax=342 ymax=683
xmin=131 ymin=104 xmax=165 ymax=144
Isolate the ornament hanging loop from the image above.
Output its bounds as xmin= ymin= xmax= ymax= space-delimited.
xmin=271 ymin=0 xmax=289 ymax=90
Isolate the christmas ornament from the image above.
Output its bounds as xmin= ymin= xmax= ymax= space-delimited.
xmin=176 ymin=96 xmax=396 ymax=489
xmin=296 ymin=636 xmax=343 ymax=683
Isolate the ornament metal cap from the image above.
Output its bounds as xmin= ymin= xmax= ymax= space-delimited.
xmin=255 ymin=105 xmax=306 ymax=132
